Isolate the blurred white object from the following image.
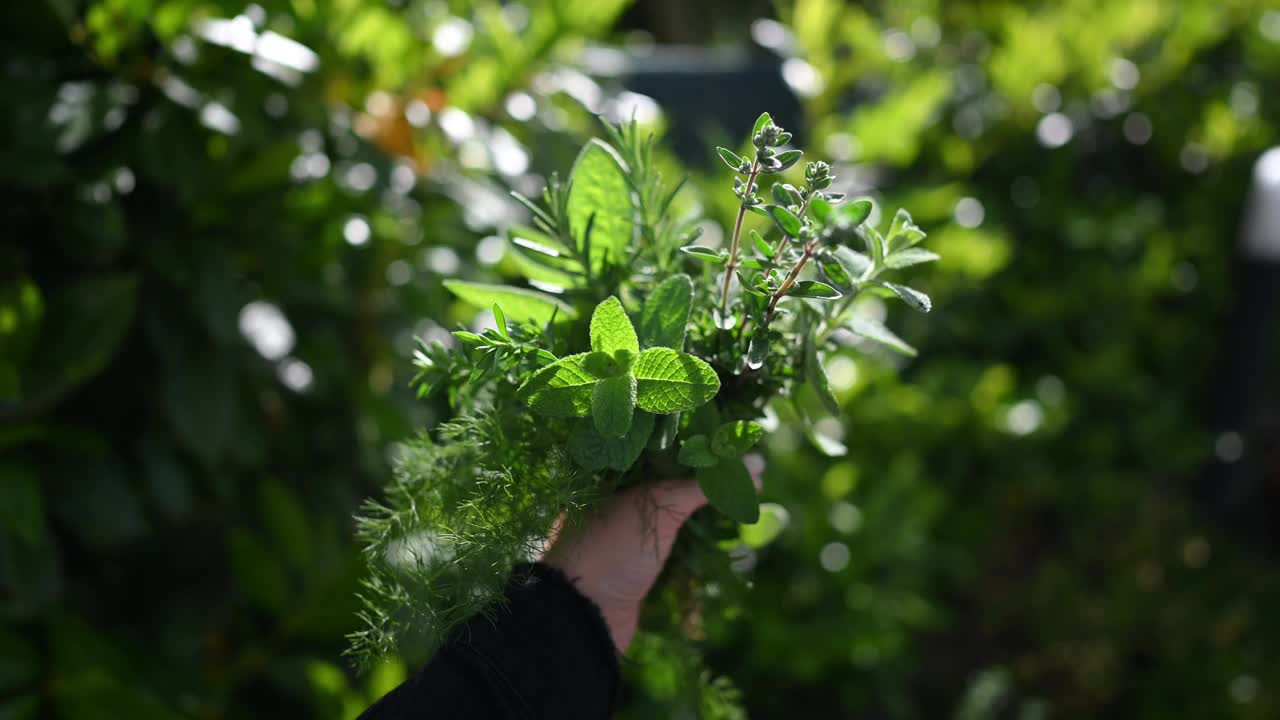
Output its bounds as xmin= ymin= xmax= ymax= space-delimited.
xmin=1243 ymin=147 xmax=1280 ymax=262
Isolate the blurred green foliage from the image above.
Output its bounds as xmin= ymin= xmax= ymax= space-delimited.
xmin=3 ymin=0 xmax=1280 ymax=718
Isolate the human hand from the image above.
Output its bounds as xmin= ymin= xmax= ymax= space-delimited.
xmin=543 ymin=454 xmax=765 ymax=652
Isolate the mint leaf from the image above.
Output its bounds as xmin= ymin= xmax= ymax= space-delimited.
xmin=710 ymin=421 xmax=764 ymax=458
xmin=592 ymin=373 xmax=636 ymax=438
xmin=516 ymin=352 xmax=597 ymax=417
xmin=739 ymin=502 xmax=789 ymax=548
xmin=569 ymin=412 xmax=655 ymax=472
xmin=568 ymin=139 xmax=632 ymax=271
xmin=443 ymin=280 xmax=576 ymax=325
xmin=847 ymin=317 xmax=917 ymax=357
xmin=632 ymin=347 xmax=720 ymax=414
xmin=697 ymin=458 xmax=759 ymax=524
xmin=677 ymin=435 xmax=718 ymax=468
xmin=590 ymin=296 xmax=639 ymax=355
xmin=582 ymin=350 xmax=625 ymax=379
xmin=638 ymin=274 xmax=693 ymax=350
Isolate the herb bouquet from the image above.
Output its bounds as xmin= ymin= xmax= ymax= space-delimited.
xmin=349 ymin=112 xmax=937 ymax=669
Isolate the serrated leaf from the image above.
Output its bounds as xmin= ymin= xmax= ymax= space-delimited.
xmin=847 ymin=317 xmax=917 ymax=356
xmin=632 ymin=347 xmax=720 ymax=414
xmin=592 ymin=373 xmax=636 ymax=438
xmin=788 ymin=281 xmax=841 ymax=299
xmin=638 ymin=275 xmax=693 ymax=349
xmin=677 ymin=435 xmax=718 ymax=468
xmin=717 ymin=146 xmax=745 ymax=171
xmin=752 ymin=112 xmax=772 ymax=137
xmin=569 ymin=412 xmax=655 ymax=472
xmin=516 ymin=353 xmax=597 ymax=417
xmin=680 ymin=245 xmax=726 ymax=263
xmin=750 ymin=229 xmax=774 ymax=258
xmin=443 ymin=280 xmax=576 ymax=325
xmin=805 ymin=340 xmax=840 ymax=415
xmin=885 ymin=248 xmax=941 ymax=269
xmin=842 ymin=199 xmax=873 ymax=227
xmin=590 ymin=296 xmax=639 ymax=355
xmin=568 ymin=139 xmax=632 ymax=271
xmin=746 ymin=332 xmax=770 ymax=370
xmin=697 ymin=458 xmax=759 ymax=523
xmin=740 ymin=503 xmax=789 ymax=548
xmin=767 ymin=205 xmax=802 ymax=236
xmin=771 ymin=149 xmax=803 ymax=172
xmin=582 ymin=350 xmax=625 ymax=379
xmin=880 ymin=282 xmax=932 ymax=312
xmin=711 ymin=421 xmax=764 ymax=458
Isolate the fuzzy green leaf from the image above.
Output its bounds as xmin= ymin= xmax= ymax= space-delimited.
xmin=810 ymin=196 xmax=833 ymax=222
xmin=711 ymin=421 xmax=764 ymax=458
xmin=443 ymin=280 xmax=575 ymax=325
xmin=752 ymin=112 xmax=772 ymax=137
xmin=847 ymin=317 xmax=917 ymax=357
xmin=516 ymin=352 xmax=597 ymax=417
xmin=842 ymin=199 xmax=874 ymax=228
xmin=860 ymin=224 xmax=886 ymax=266
xmin=680 ymin=245 xmax=726 ymax=263
xmin=832 ymin=246 xmax=873 ymax=280
xmin=632 ymin=347 xmax=720 ymax=414
xmin=767 ymin=205 xmax=802 ymax=236
xmin=740 ymin=503 xmax=789 ymax=548
xmin=569 ymin=412 xmax=655 ymax=471
xmin=818 ymin=252 xmax=852 ymax=291
xmin=677 ymin=435 xmax=719 ymax=468
xmin=717 ymin=146 xmax=745 ymax=171
xmin=638 ymin=274 xmax=693 ymax=350
xmin=592 ymin=373 xmax=636 ymax=438
xmin=880 ymin=282 xmax=932 ymax=313
xmin=750 ymin=229 xmax=774 ymax=258
xmin=590 ymin=296 xmax=639 ymax=355
xmin=886 ymin=208 xmax=926 ymax=251
xmin=568 ymin=139 xmax=632 ymax=270
xmin=582 ymin=350 xmax=626 ymax=379
xmin=697 ymin=458 xmax=759 ymax=524
xmin=885 ymin=248 xmax=941 ymax=269
xmin=788 ymin=281 xmax=841 ymax=299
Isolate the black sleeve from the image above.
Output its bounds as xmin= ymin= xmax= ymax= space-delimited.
xmin=358 ymin=563 xmax=620 ymax=720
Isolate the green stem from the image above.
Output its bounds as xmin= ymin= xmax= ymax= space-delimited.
xmin=762 ymin=241 xmax=816 ymax=328
xmin=719 ymin=161 xmax=761 ymax=316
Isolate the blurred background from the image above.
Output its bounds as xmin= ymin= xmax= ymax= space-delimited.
xmin=3 ymin=0 xmax=1279 ymax=718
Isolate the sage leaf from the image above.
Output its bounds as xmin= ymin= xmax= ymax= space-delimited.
xmin=697 ymin=458 xmax=759 ymax=524
xmin=569 ymin=412 xmax=655 ymax=471
xmin=677 ymin=435 xmax=719 ymax=468
xmin=638 ymin=274 xmax=693 ymax=350
xmin=632 ymin=347 xmax=720 ymax=414
xmin=568 ymin=139 xmax=632 ymax=271
xmin=711 ymin=421 xmax=764 ymax=458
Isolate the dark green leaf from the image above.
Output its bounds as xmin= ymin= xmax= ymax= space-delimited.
xmin=697 ymin=458 xmax=759 ymax=523
xmin=818 ymin=252 xmax=853 ymax=291
xmin=0 ymin=462 xmax=42 ymax=546
xmin=751 ymin=229 xmax=774 ymax=258
xmin=767 ymin=205 xmax=802 ymax=236
xmin=788 ymin=281 xmax=842 ymax=299
xmin=711 ymin=421 xmax=765 ymax=457
xmin=810 ymin=196 xmax=832 ymax=222
xmin=678 ymin=435 xmax=719 ymax=468
xmin=716 ymin=146 xmax=745 ymax=171
xmin=772 ymin=150 xmax=803 ymax=172
xmin=752 ymin=112 xmax=772 ymax=137
xmin=569 ymin=412 xmax=655 ymax=471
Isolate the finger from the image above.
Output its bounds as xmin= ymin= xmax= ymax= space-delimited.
xmin=744 ymin=452 xmax=766 ymax=492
